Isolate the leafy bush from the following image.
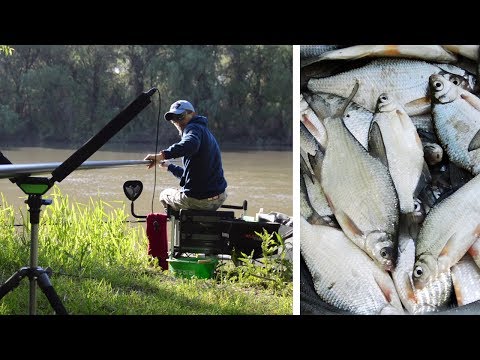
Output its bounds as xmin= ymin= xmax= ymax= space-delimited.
xmin=219 ymin=229 xmax=293 ymax=296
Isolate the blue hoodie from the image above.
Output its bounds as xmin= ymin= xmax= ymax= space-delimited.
xmin=162 ymin=115 xmax=227 ymax=199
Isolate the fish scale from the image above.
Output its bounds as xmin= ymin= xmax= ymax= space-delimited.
xmin=301 ymin=218 xmax=404 ymax=315
xmin=305 ymin=92 xmax=373 ymax=149
xmin=431 ymin=81 xmax=480 ymax=174
xmin=414 ymin=174 xmax=480 ymax=288
xmin=321 ymin=117 xmax=398 ymax=251
xmin=301 ymin=45 xmax=480 ymax=314
xmin=451 ymin=254 xmax=480 ymax=306
xmin=308 ymin=58 xmax=444 ymax=115
xmin=371 ymin=96 xmax=424 ymax=213
xmin=300 ymin=45 xmax=341 ymax=59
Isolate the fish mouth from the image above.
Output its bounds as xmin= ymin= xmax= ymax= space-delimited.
xmin=383 ymin=260 xmax=394 ymax=272
xmin=378 ymin=245 xmax=396 ymax=272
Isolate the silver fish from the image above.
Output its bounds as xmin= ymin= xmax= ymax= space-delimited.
xmin=413 ymin=174 xmax=480 ymax=290
xmin=306 ymin=84 xmax=400 ymax=271
xmin=451 ymin=253 xmax=480 ymax=306
xmin=308 ymin=58 xmax=474 ymax=116
xmin=369 ymin=93 xmax=426 ymax=214
xmin=430 ymin=74 xmax=480 ymax=175
xmin=436 ymin=65 xmax=477 ymax=93
xmin=442 ymin=45 xmax=479 ymax=62
xmin=304 ymin=92 xmax=373 ymax=149
xmin=393 ymin=232 xmax=452 ymax=314
xmin=301 ymin=162 xmax=327 ymax=226
xmin=301 ymin=218 xmax=404 ymax=315
xmin=300 ymin=150 xmax=333 ymax=219
xmin=300 ymin=93 xmax=328 ymax=149
xmin=317 ymin=45 xmax=457 ymax=63
xmin=300 ymin=45 xmax=342 ymax=59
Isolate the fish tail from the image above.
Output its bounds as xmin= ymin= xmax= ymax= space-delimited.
xmin=337 ymin=79 xmax=360 ymax=118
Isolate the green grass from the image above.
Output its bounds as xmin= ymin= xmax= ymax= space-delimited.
xmin=0 ymin=189 xmax=292 ymax=315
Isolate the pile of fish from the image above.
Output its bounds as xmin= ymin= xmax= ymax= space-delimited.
xmin=300 ymin=45 xmax=480 ymax=315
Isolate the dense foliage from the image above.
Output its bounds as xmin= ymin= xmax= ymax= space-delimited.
xmin=0 ymin=45 xmax=292 ymax=149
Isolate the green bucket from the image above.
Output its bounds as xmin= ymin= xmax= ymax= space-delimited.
xmin=167 ymin=256 xmax=218 ymax=279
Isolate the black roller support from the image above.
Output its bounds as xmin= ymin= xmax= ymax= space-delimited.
xmin=51 ymin=88 xmax=157 ymax=183
xmin=0 ymin=151 xmax=12 ymax=165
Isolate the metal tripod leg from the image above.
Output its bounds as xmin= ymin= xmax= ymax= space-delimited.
xmin=0 ymin=267 xmax=30 ymax=299
xmin=34 ymin=267 xmax=68 ymax=315
xmin=0 ymin=195 xmax=68 ymax=315
xmin=0 ymin=266 xmax=67 ymax=314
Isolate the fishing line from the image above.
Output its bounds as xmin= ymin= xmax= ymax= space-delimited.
xmin=151 ymin=90 xmax=162 ymax=214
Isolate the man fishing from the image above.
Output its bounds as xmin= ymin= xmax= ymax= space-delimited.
xmin=144 ymin=100 xmax=227 ymax=212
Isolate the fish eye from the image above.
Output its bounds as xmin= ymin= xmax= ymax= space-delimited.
xmin=433 ymin=81 xmax=443 ymax=90
xmin=380 ymin=95 xmax=388 ymax=102
xmin=380 ymin=247 xmax=389 ymax=258
xmin=413 ymin=266 xmax=423 ymax=278
xmin=414 ymin=202 xmax=421 ymax=212
xmin=451 ymin=77 xmax=460 ymax=86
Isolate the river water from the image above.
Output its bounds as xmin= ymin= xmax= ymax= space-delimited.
xmin=0 ymin=147 xmax=292 ymax=222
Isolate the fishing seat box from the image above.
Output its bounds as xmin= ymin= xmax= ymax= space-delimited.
xmin=221 ymin=219 xmax=281 ymax=258
xmin=171 ymin=209 xmax=281 ymax=258
xmin=175 ymin=209 xmax=235 ymax=255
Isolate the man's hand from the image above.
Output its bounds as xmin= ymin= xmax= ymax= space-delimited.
xmin=144 ymin=151 xmax=166 ymax=169
xmin=159 ymin=160 xmax=170 ymax=170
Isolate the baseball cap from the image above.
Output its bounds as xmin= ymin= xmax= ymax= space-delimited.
xmin=164 ymin=100 xmax=195 ymax=121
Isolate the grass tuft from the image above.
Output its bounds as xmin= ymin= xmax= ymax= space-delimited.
xmin=0 ymin=188 xmax=292 ymax=315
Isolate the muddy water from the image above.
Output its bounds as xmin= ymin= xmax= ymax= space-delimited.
xmin=0 ymin=147 xmax=292 ymax=222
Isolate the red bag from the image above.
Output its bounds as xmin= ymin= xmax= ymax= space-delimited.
xmin=146 ymin=213 xmax=168 ymax=270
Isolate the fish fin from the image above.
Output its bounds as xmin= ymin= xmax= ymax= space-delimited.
xmin=437 ymin=234 xmax=456 ymax=273
xmin=449 ymin=163 xmax=473 ymax=187
xmin=307 ymin=151 xmax=323 ymax=183
xmin=300 ymin=153 xmax=315 ymax=183
xmin=335 ymin=80 xmax=359 ymax=118
xmin=468 ymin=128 xmax=480 ymax=152
xmin=439 ymin=225 xmax=480 ymax=272
xmin=367 ymin=121 xmax=389 ymax=168
xmin=460 ymin=92 xmax=480 ymax=112
xmin=403 ymin=96 xmax=431 ymax=116
xmin=303 ymin=93 xmax=330 ymax=126
xmin=301 ymin=113 xmax=327 ymax=152
xmin=413 ymin=161 xmax=432 ymax=196
xmin=322 ymin=215 xmax=340 ymax=228
xmin=395 ymin=108 xmax=414 ymax=131
xmin=300 ymin=120 xmax=327 ymax=153
xmin=450 ymin=266 xmax=465 ymax=306
xmin=324 ymin=194 xmax=335 ymax=213
xmin=307 ymin=213 xmax=329 ymax=226
xmin=399 ymin=213 xmax=420 ymax=241
xmin=468 ymin=239 xmax=480 ymax=256
xmin=300 ymin=172 xmax=327 ymax=226
xmin=467 ymin=239 xmax=480 ymax=267
xmin=335 ymin=208 xmax=364 ymax=237
xmin=373 ymin=276 xmax=393 ymax=304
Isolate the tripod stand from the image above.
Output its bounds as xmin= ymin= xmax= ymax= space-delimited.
xmin=0 ymin=191 xmax=67 ymax=314
xmin=0 ymin=87 xmax=158 ymax=315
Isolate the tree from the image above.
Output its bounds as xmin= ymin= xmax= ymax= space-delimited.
xmin=0 ymin=45 xmax=293 ymax=148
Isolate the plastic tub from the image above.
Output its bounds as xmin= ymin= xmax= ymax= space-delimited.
xmin=167 ymin=256 xmax=218 ymax=279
